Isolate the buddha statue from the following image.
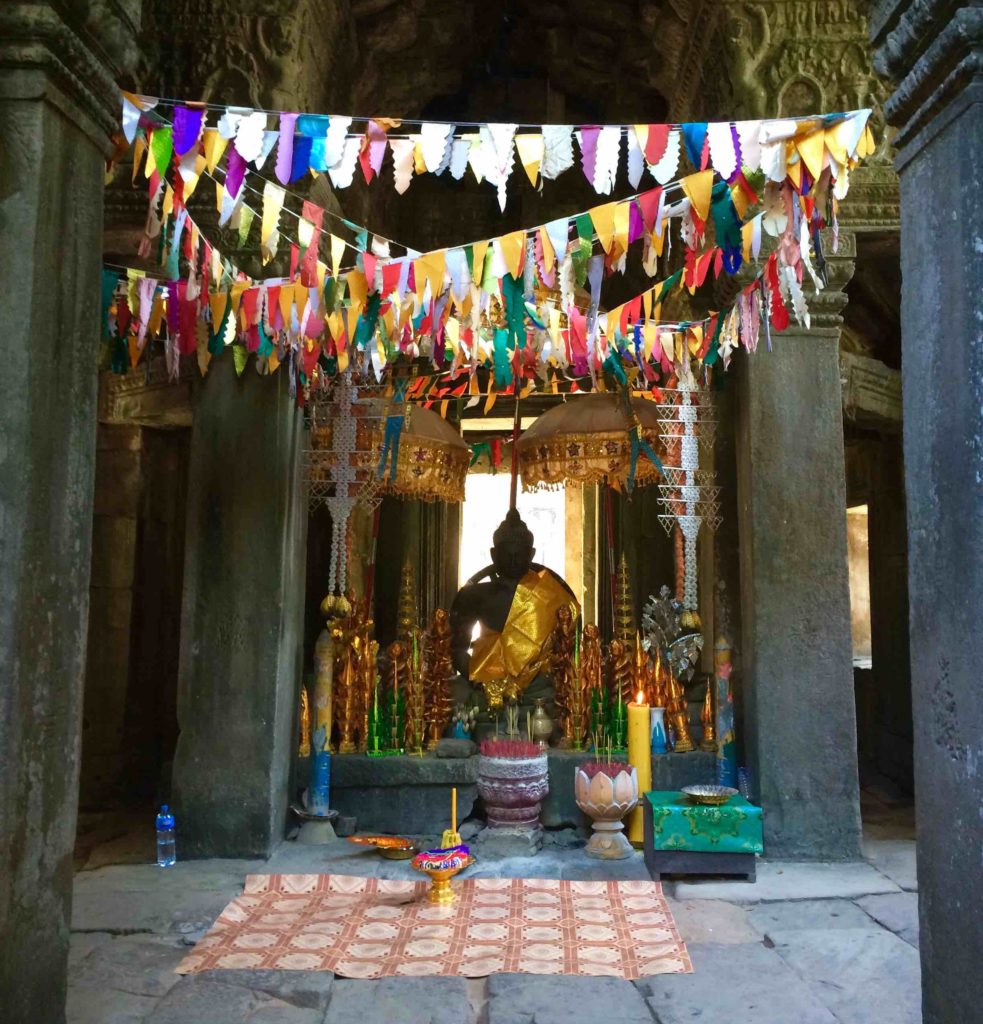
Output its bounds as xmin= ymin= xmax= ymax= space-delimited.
xmin=450 ymin=508 xmax=578 ymax=708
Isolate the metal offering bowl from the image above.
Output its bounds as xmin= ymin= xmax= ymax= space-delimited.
xmin=681 ymin=784 xmax=739 ymax=806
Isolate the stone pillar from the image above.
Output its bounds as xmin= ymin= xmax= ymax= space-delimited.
xmin=867 ymin=434 xmax=913 ymax=791
xmin=0 ymin=5 xmax=138 ymax=1022
xmin=872 ymin=5 xmax=983 ymax=1020
xmin=734 ymin=242 xmax=862 ymax=860
xmin=172 ymin=357 xmax=307 ymax=857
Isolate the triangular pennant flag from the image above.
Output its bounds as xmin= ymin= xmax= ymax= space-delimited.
xmin=590 ymin=202 xmax=618 ymax=254
xmin=796 ymin=129 xmax=826 ymax=181
xmin=515 ymin=133 xmax=545 ymax=187
xmin=414 ymin=251 xmax=446 ymax=301
xmin=202 ymin=129 xmax=228 ymax=173
xmin=681 ymin=169 xmax=714 ymax=222
xmin=330 ymin=234 xmax=346 ymax=277
xmin=471 ymin=240 xmax=490 ymax=285
xmin=498 ymin=230 xmax=526 ymax=280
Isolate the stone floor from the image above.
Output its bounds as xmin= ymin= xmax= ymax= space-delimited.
xmin=69 ymin=785 xmax=919 ymax=1024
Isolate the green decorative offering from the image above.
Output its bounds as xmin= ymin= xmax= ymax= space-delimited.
xmin=644 ymin=790 xmax=763 ymax=854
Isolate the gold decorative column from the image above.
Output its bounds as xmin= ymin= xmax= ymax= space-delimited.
xmin=614 ymin=553 xmax=636 ymax=648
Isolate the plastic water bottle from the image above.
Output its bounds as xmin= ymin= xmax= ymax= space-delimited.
xmin=156 ymin=805 xmax=176 ymax=867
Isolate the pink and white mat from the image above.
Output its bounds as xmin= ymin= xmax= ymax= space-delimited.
xmin=177 ymin=873 xmax=691 ymax=980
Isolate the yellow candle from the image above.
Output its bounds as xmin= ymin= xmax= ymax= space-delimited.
xmin=627 ymin=691 xmax=651 ymax=847
xmin=451 ymin=787 xmax=457 ymax=834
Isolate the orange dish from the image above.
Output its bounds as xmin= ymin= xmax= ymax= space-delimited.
xmin=347 ymin=835 xmax=416 ymax=851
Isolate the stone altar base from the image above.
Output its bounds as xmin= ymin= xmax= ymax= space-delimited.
xmin=313 ymin=749 xmax=716 ymax=837
xmin=474 ymin=826 xmax=544 ymax=857
xmin=326 ymin=753 xmax=478 ymax=835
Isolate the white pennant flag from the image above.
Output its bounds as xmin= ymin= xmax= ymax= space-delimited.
xmin=541 ymin=125 xmax=574 ymax=179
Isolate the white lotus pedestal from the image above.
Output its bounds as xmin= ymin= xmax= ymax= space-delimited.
xmin=574 ymin=765 xmax=639 ymax=860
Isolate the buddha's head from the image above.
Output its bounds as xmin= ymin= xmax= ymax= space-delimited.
xmin=490 ymin=509 xmax=535 ymax=583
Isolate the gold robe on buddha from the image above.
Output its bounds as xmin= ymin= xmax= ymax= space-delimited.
xmin=469 ymin=569 xmax=578 ymax=705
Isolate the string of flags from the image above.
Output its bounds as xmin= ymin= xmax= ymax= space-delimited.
xmin=122 ymin=92 xmax=873 ymax=211
xmin=106 ymin=92 xmax=876 ymax=400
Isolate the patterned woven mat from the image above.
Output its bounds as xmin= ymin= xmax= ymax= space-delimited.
xmin=177 ymin=874 xmax=691 ymax=980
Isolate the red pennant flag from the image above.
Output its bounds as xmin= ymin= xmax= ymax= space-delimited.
xmin=644 ymin=124 xmax=670 ymax=166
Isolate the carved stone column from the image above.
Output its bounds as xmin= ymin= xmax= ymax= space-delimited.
xmin=734 ymin=239 xmax=863 ymax=859
xmin=871 ymin=5 xmax=983 ymax=1021
xmin=0 ymin=5 xmax=140 ymax=1022
xmin=172 ymin=357 xmax=307 ymax=858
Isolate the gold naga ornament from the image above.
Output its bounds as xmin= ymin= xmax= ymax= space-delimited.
xmin=516 ymin=392 xmax=664 ymax=492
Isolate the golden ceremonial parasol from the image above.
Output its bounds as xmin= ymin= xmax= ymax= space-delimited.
xmin=516 ymin=393 xmax=665 ymax=492
xmin=369 ymin=403 xmax=470 ymax=503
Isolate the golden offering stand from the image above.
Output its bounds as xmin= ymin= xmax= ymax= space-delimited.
xmin=412 ymin=855 xmax=474 ymax=905
xmin=410 ymin=787 xmax=473 ymax=904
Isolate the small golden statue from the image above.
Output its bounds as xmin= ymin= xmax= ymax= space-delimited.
xmin=667 ymin=666 xmax=694 ymax=752
xmin=633 ymin=631 xmax=652 ymax=701
xmin=298 ymin=687 xmax=312 ymax=757
xmin=571 ymin=624 xmax=600 ymax=750
xmin=700 ymin=679 xmax=716 ymax=752
xmin=607 ymin=637 xmax=635 ymax=706
xmin=423 ymin=609 xmax=454 ymax=749
xmin=548 ymin=605 xmax=577 ymax=747
xmin=401 ymin=635 xmax=426 ymax=754
xmin=651 ymin=648 xmax=669 ymax=709
xmin=331 ymin=597 xmax=372 ymax=754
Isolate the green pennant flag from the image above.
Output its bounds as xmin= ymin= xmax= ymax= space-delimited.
xmin=150 ymin=126 xmax=173 ymax=176
xmin=232 ymin=342 xmax=248 ymax=376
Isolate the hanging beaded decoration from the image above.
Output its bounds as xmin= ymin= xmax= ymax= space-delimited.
xmin=657 ymin=376 xmax=721 ymax=610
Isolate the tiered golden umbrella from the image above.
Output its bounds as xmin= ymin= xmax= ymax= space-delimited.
xmin=516 ymin=393 xmax=664 ymax=492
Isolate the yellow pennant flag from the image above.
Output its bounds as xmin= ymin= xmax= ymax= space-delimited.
xmin=498 ymin=230 xmax=526 ymax=280
xmin=202 ymin=129 xmax=228 ymax=174
xmin=590 ymin=201 xmax=618 ymax=254
xmin=330 ymin=234 xmax=346 ymax=277
xmin=292 ymin=278 xmax=308 ymax=322
xmin=796 ymin=129 xmax=826 ymax=181
xmin=643 ymin=320 xmax=657 ymax=360
xmin=132 ymin=136 xmax=147 ymax=184
xmin=279 ymin=283 xmax=294 ymax=328
xmin=514 ymin=134 xmax=544 ymax=187
xmin=681 ymin=169 xmax=714 ymax=222
xmin=346 ymin=269 xmax=368 ymax=315
xmin=539 ymin=226 xmax=556 ymax=276
xmin=688 ymin=325 xmax=704 ymax=357
xmin=741 ymin=219 xmax=756 ymax=263
xmin=660 ymin=330 xmax=674 ymax=363
xmin=415 ymin=251 xmax=447 ymax=301
xmin=209 ymin=290 xmax=228 ymax=329
xmin=471 ymin=240 xmax=489 ymax=285
xmin=613 ymin=201 xmax=631 ymax=256
xmin=230 ymin=280 xmax=249 ymax=319
xmin=260 ymin=181 xmax=285 ymax=263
